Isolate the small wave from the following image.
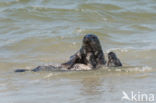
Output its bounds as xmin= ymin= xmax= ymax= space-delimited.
xmin=43 ymin=73 xmax=59 ymax=79
xmin=105 ymin=48 xmax=130 ymax=53
xmin=106 ymin=46 xmax=156 ymax=54
xmin=125 ymin=66 xmax=152 ymax=72
xmin=103 ymin=66 xmax=152 ymax=73
xmin=78 ymin=3 xmax=122 ymax=11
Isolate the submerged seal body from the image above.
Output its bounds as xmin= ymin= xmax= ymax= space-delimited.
xmin=15 ymin=34 xmax=123 ymax=72
xmin=15 ymin=34 xmax=106 ymax=72
xmin=107 ymin=52 xmax=122 ymax=67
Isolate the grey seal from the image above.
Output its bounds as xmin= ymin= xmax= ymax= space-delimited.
xmin=15 ymin=34 xmax=106 ymax=72
xmin=107 ymin=51 xmax=122 ymax=67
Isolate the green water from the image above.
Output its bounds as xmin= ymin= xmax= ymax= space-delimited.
xmin=0 ymin=0 xmax=156 ymax=103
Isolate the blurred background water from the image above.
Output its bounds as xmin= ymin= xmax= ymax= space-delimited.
xmin=0 ymin=0 xmax=156 ymax=103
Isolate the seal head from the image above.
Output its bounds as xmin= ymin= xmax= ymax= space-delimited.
xmin=107 ymin=51 xmax=122 ymax=67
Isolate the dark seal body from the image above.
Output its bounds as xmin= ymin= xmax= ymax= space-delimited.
xmin=15 ymin=34 xmax=106 ymax=72
xmin=107 ymin=52 xmax=122 ymax=67
xmin=61 ymin=34 xmax=106 ymax=70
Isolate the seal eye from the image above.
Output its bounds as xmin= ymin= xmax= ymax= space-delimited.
xmin=92 ymin=36 xmax=97 ymax=40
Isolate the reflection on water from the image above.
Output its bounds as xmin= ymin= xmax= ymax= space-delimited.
xmin=81 ymin=76 xmax=102 ymax=96
xmin=0 ymin=70 xmax=156 ymax=103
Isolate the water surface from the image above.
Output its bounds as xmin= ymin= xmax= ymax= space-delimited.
xmin=0 ymin=0 xmax=156 ymax=103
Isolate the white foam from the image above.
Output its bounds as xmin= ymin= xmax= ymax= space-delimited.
xmin=105 ymin=47 xmax=133 ymax=53
xmin=124 ymin=66 xmax=152 ymax=72
xmin=44 ymin=73 xmax=56 ymax=79
xmin=103 ymin=66 xmax=152 ymax=73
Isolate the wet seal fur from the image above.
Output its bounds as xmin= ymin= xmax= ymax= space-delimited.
xmin=15 ymin=34 xmax=106 ymax=72
xmin=61 ymin=34 xmax=106 ymax=70
xmin=15 ymin=34 xmax=122 ymax=72
xmin=107 ymin=51 xmax=122 ymax=67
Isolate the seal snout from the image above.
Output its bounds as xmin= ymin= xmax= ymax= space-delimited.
xmin=84 ymin=35 xmax=92 ymax=43
xmin=83 ymin=34 xmax=96 ymax=44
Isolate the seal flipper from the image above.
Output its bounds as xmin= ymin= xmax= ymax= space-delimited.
xmin=15 ymin=65 xmax=62 ymax=72
xmin=14 ymin=69 xmax=29 ymax=72
xmin=32 ymin=65 xmax=61 ymax=72
xmin=61 ymin=54 xmax=80 ymax=69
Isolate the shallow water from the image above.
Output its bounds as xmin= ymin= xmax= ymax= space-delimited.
xmin=0 ymin=0 xmax=156 ymax=103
